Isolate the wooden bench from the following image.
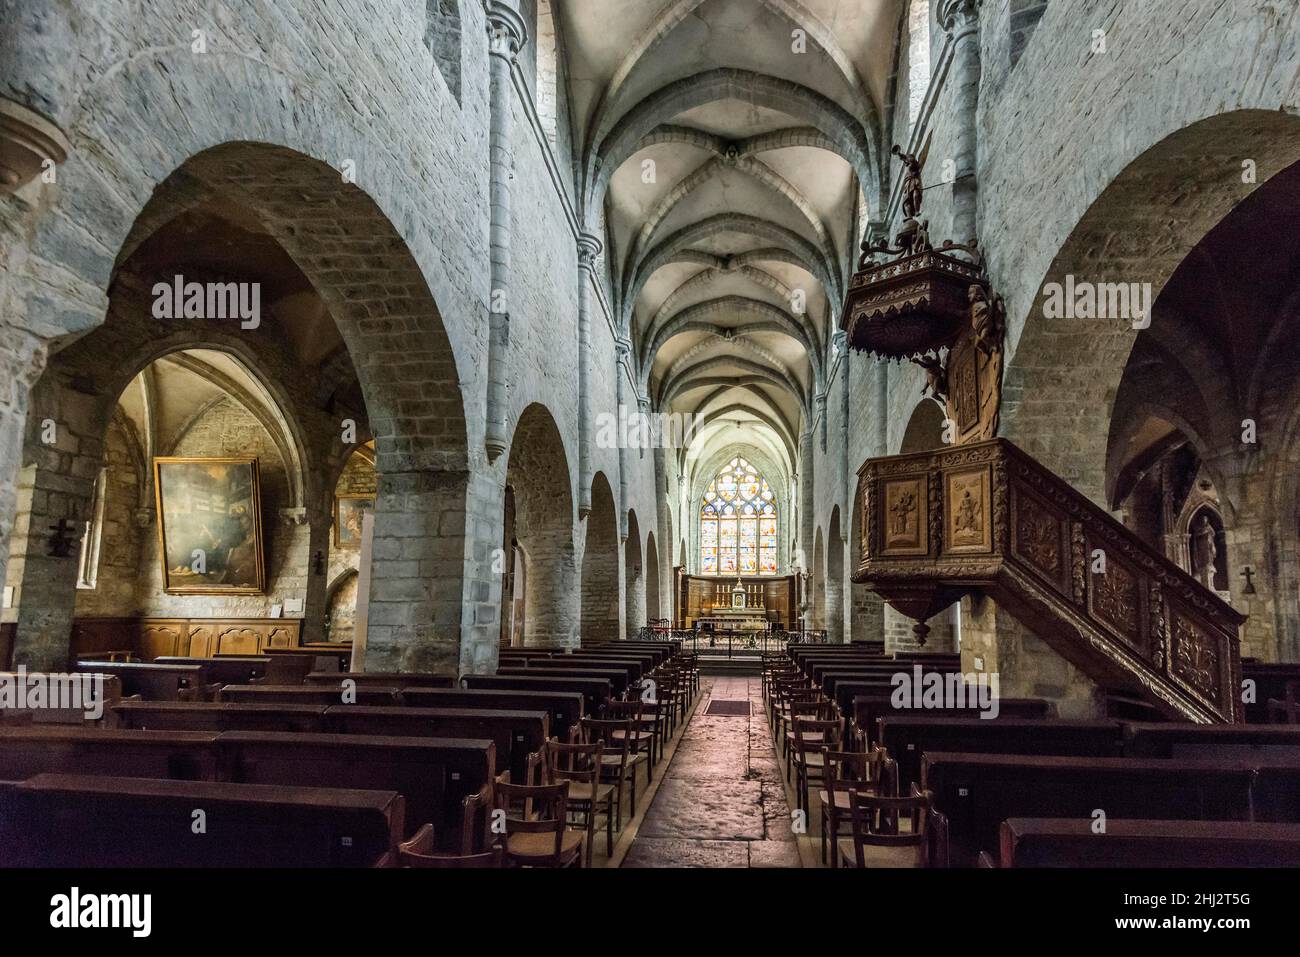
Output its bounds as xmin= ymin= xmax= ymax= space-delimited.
xmin=156 ymin=655 xmax=270 ymax=685
xmin=0 ymin=672 xmax=123 ymax=724
xmin=1242 ymin=662 xmax=1300 ymax=722
xmin=496 ymin=665 xmax=631 ymax=697
xmin=1123 ymin=722 xmax=1300 ymax=760
xmin=73 ymin=661 xmax=208 ymax=701
xmin=463 ymin=674 xmax=613 ymax=716
xmin=305 ymin=672 xmax=455 ymax=690
xmin=221 ymin=651 xmax=329 ymax=684
xmin=0 ymin=726 xmax=219 ymax=780
xmin=322 ymin=706 xmax=548 ymax=784
xmin=400 ymin=687 xmax=585 ymax=743
xmin=882 ymin=717 xmax=1124 ymax=791
xmin=922 ymin=752 xmax=1258 ymax=866
xmin=0 ymin=773 xmax=402 ymax=867
xmin=217 ymin=684 xmax=399 ymax=706
xmin=111 ymin=700 xmax=327 ymax=733
xmin=996 ymin=818 xmax=1300 ymax=868
xmin=852 ymin=696 xmax=1050 ymax=749
xmin=216 ymin=731 xmax=494 ymax=846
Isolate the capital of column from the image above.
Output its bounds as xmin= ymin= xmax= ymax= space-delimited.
xmin=832 ymin=330 xmax=848 ymax=356
xmin=938 ymin=0 xmax=980 ymax=36
xmin=577 ymin=232 xmax=603 ymax=271
xmin=485 ymin=1 xmax=528 ymax=61
xmin=0 ymin=96 xmax=70 ymax=196
xmin=614 ymin=336 xmax=632 ymax=360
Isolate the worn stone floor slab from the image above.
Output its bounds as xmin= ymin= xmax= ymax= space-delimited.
xmin=621 ymin=676 xmax=801 ymax=868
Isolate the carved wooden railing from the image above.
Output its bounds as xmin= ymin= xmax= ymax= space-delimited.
xmin=854 ymin=439 xmax=1244 ymax=723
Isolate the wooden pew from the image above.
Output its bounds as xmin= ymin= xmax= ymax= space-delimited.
xmin=922 ymin=752 xmax=1258 ymax=866
xmin=852 ymin=696 xmax=1050 ymax=749
xmin=73 ymin=661 xmax=207 ymax=701
xmin=156 ymin=655 xmax=270 ymax=685
xmin=0 ymin=726 xmax=219 ymax=781
xmin=322 ymin=706 xmax=547 ymax=784
xmin=216 ymin=731 xmax=494 ymax=847
xmin=220 ymin=651 xmax=325 ymax=684
xmin=1123 ymin=722 xmax=1300 ymax=760
xmin=496 ymin=665 xmax=631 ymax=697
xmin=0 ymin=672 xmax=123 ymax=725
xmin=217 ymin=684 xmax=399 ymax=706
xmin=515 ymin=657 xmax=644 ymax=684
xmin=881 ymin=717 xmax=1124 ymax=791
xmin=1242 ymin=662 xmax=1300 ymax=722
xmin=465 ymin=673 xmax=613 ymax=716
xmin=400 ymin=687 xmax=585 ymax=743
xmin=997 ymin=818 xmax=1300 ymax=867
xmin=305 ymin=672 xmax=455 ymax=690
xmin=0 ymin=773 xmax=403 ymax=867
xmin=112 ymin=700 xmax=326 ymax=733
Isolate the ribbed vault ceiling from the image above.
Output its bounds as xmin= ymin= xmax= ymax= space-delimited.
xmin=558 ymin=0 xmax=899 ymax=490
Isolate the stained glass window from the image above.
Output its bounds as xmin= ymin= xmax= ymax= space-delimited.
xmin=700 ymin=457 xmax=778 ymax=576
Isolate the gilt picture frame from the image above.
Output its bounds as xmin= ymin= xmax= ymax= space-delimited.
xmin=334 ymin=494 xmax=374 ymax=549
xmin=153 ymin=456 xmax=266 ymax=595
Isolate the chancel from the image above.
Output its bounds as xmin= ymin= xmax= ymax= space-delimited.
xmin=1 ymin=0 xmax=1299 ymax=887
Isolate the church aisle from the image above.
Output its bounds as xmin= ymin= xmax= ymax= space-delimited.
xmin=621 ymin=676 xmax=801 ymax=867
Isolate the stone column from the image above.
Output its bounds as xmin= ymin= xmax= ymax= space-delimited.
xmin=483 ymin=2 xmax=527 ymax=462
xmin=364 ymin=467 xmax=471 ymax=676
xmin=799 ymin=429 xmax=815 ymax=628
xmin=815 ymin=389 xmax=828 ymax=453
xmin=939 ymin=0 xmax=982 ymax=243
xmin=296 ymin=501 xmax=333 ymax=646
xmin=615 ymin=337 xmax=631 ymax=541
xmin=576 ymin=233 xmax=602 ymax=516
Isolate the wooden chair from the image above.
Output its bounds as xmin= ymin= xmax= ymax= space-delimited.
xmin=790 ymin=716 xmax=843 ymax=814
xmin=607 ymin=698 xmax=657 ymax=775
xmin=838 ymin=784 xmax=931 ymax=869
xmin=781 ymin=699 xmax=836 ymax=773
xmin=399 ymin=824 xmax=505 ymax=868
xmin=819 ymin=749 xmax=893 ymax=867
xmin=544 ymin=738 xmax=612 ymax=865
xmin=492 ymin=781 xmax=585 ymax=868
xmin=583 ymin=716 xmax=646 ymax=827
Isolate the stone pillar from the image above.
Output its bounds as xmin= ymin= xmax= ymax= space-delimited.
xmin=939 ymin=0 xmax=982 ymax=243
xmin=960 ymin=594 xmax=1105 ymax=719
xmin=0 ymin=330 xmax=48 ymax=628
xmin=615 ymin=337 xmax=631 ymax=541
xmin=625 ymin=553 xmax=645 ymax=636
xmin=576 ymin=233 xmax=602 ymax=517
xmin=297 ymin=501 xmax=333 ymax=646
xmin=815 ymin=389 xmax=828 ymax=453
xmin=364 ymin=467 xmax=470 ymax=676
xmin=798 ymin=429 xmax=815 ymax=628
xmin=483 ymin=2 xmax=527 ymax=462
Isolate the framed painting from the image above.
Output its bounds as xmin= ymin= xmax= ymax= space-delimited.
xmin=334 ymin=494 xmax=374 ymax=548
xmin=153 ymin=456 xmax=265 ymax=595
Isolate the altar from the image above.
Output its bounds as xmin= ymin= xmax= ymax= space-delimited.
xmin=675 ymin=571 xmax=799 ymax=631
xmin=694 ymin=579 xmax=771 ymax=632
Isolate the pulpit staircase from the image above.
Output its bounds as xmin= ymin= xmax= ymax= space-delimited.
xmin=853 ymin=439 xmax=1244 ymax=723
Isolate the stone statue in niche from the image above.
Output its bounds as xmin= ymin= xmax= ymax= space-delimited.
xmin=1190 ymin=513 xmax=1218 ymax=589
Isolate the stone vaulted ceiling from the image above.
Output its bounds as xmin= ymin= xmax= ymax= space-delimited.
xmin=558 ymin=0 xmax=899 ymax=488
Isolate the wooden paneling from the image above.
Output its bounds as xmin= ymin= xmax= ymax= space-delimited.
xmin=71 ymin=618 xmax=305 ymax=662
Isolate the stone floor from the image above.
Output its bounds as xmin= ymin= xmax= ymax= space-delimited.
xmin=621 ymin=676 xmax=802 ymax=868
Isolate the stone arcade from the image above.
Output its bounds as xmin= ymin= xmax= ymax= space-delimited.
xmin=1 ymin=0 xmax=1299 ymax=875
